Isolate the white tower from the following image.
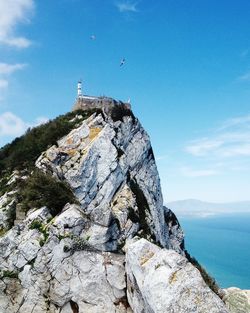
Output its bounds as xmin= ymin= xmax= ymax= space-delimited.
xmin=77 ymin=80 xmax=82 ymax=97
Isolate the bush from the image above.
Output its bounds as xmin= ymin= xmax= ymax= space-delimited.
xmin=19 ymin=170 xmax=77 ymax=216
xmin=0 ymin=270 xmax=18 ymax=279
xmin=29 ymin=219 xmax=44 ymax=231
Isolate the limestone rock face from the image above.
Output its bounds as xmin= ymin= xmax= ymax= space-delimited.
xmin=0 ymin=205 xmax=131 ymax=313
xmin=0 ymin=108 xmax=229 ymax=313
xmin=36 ymin=111 xmax=183 ymax=251
xmin=125 ymin=238 xmax=228 ymax=313
xmin=0 ymin=191 xmax=16 ymax=232
xmin=223 ymin=288 xmax=250 ymax=313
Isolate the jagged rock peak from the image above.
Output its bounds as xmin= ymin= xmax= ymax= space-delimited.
xmin=0 ymin=106 xmax=229 ymax=313
xmin=35 ymin=107 xmax=182 ymax=251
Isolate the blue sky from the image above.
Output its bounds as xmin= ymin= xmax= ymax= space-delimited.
xmin=1 ymin=0 xmax=250 ymax=202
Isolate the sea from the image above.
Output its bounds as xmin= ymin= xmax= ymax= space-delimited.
xmin=179 ymin=213 xmax=250 ymax=289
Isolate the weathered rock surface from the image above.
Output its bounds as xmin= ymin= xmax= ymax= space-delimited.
xmin=36 ymin=111 xmax=184 ymax=251
xmin=0 ymin=191 xmax=16 ymax=232
xmin=0 ymin=107 xmax=229 ymax=312
xmin=223 ymin=287 xmax=250 ymax=313
xmin=0 ymin=205 xmax=131 ymax=313
xmin=126 ymin=238 xmax=228 ymax=313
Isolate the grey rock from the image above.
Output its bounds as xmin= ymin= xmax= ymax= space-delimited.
xmin=125 ymin=238 xmax=228 ymax=313
xmin=36 ymin=112 xmax=178 ymax=250
xmin=223 ymin=287 xmax=250 ymax=313
xmin=0 ymin=108 xmax=230 ymax=312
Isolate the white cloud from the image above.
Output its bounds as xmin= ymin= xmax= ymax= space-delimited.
xmin=0 ymin=63 xmax=27 ymax=94
xmin=219 ymin=114 xmax=250 ymax=130
xmin=238 ymin=71 xmax=250 ymax=81
xmin=115 ymin=1 xmax=138 ymax=12
xmin=186 ymin=138 xmax=223 ymax=156
xmin=0 ymin=0 xmax=34 ymax=48
xmin=0 ymin=112 xmax=48 ymax=138
xmin=0 ymin=112 xmax=28 ymax=137
xmin=185 ymin=113 xmax=250 ymax=158
xmin=156 ymin=154 xmax=168 ymax=161
xmin=180 ymin=166 xmax=217 ymax=177
xmin=0 ymin=79 xmax=8 ymax=89
xmin=34 ymin=116 xmax=49 ymax=126
xmin=0 ymin=63 xmax=27 ymax=75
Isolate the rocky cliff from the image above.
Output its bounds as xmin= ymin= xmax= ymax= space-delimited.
xmin=0 ymin=104 xmax=229 ymax=312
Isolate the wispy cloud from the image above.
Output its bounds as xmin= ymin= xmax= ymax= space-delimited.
xmin=218 ymin=114 xmax=250 ymax=130
xmin=0 ymin=112 xmax=28 ymax=137
xmin=238 ymin=71 xmax=250 ymax=81
xmin=115 ymin=1 xmax=138 ymax=13
xmin=156 ymin=154 xmax=168 ymax=161
xmin=186 ymin=138 xmax=223 ymax=156
xmin=185 ymin=114 xmax=250 ymax=158
xmin=180 ymin=166 xmax=217 ymax=177
xmin=0 ymin=63 xmax=27 ymax=75
xmin=0 ymin=112 xmax=48 ymax=139
xmin=0 ymin=63 xmax=27 ymax=94
xmin=0 ymin=0 xmax=34 ymax=48
xmin=0 ymin=79 xmax=8 ymax=90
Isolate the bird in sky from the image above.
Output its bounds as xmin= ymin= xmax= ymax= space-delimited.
xmin=120 ymin=58 xmax=126 ymax=66
xmin=90 ymin=35 xmax=96 ymax=40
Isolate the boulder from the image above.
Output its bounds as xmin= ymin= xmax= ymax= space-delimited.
xmin=223 ymin=287 xmax=250 ymax=313
xmin=125 ymin=238 xmax=228 ymax=313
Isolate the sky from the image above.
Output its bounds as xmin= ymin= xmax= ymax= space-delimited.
xmin=0 ymin=0 xmax=250 ymax=203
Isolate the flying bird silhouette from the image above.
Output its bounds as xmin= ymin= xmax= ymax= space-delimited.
xmin=120 ymin=58 xmax=126 ymax=66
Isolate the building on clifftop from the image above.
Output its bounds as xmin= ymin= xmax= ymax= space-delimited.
xmin=72 ymin=80 xmax=131 ymax=112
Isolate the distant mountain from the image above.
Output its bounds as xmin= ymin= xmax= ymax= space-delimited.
xmin=166 ymin=199 xmax=250 ymax=218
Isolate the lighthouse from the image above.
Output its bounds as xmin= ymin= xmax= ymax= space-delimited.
xmin=77 ymin=80 xmax=82 ymax=97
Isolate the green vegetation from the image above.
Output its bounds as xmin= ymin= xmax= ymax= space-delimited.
xmin=0 ymin=270 xmax=19 ymax=279
xmin=29 ymin=218 xmax=49 ymax=246
xmin=0 ymin=228 xmax=7 ymax=237
xmin=63 ymin=235 xmax=91 ymax=253
xmin=29 ymin=219 xmax=44 ymax=231
xmin=185 ymin=251 xmax=221 ymax=298
xmin=19 ymin=170 xmax=77 ymax=216
xmin=0 ymin=175 xmax=11 ymax=197
xmin=0 ymin=109 xmax=97 ymax=178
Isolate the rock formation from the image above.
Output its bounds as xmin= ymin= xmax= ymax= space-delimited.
xmin=223 ymin=288 xmax=250 ymax=313
xmin=0 ymin=104 xmax=229 ymax=312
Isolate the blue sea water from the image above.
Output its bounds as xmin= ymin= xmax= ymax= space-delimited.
xmin=179 ymin=213 xmax=250 ymax=289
